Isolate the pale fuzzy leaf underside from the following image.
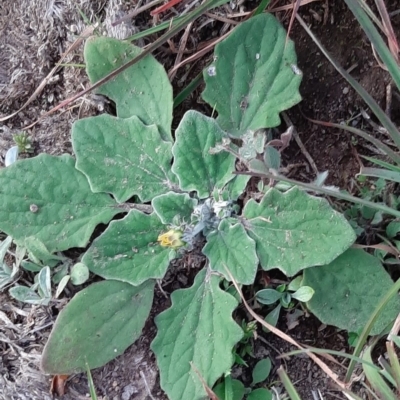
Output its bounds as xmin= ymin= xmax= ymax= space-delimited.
xmin=82 ymin=210 xmax=174 ymax=286
xmin=202 ymin=13 xmax=302 ymax=136
xmin=0 ymin=154 xmax=119 ymax=253
xmin=242 ymin=187 xmax=356 ymax=276
xmin=151 ymin=269 xmax=243 ymax=400
xmin=152 ymin=192 xmax=198 ymax=225
xmin=41 ymin=280 xmax=154 ymax=374
xmin=73 ymin=114 xmax=176 ymax=203
xmin=84 ymin=36 xmax=173 ymax=141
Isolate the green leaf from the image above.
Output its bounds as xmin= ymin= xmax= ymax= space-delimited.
xmin=303 ymin=249 xmax=400 ymax=335
xmin=151 ymin=269 xmax=243 ymax=400
xmin=70 ymin=262 xmax=90 ymax=285
xmin=82 ymin=210 xmax=174 ymax=286
xmin=172 ymin=110 xmax=236 ymax=198
xmin=202 ymin=13 xmax=302 ymax=136
xmin=264 ymin=146 xmax=281 ymax=170
xmin=152 ymin=192 xmax=197 ymax=225
xmin=218 ymin=175 xmax=250 ymax=201
xmin=291 ymin=286 xmax=314 ymax=302
xmin=202 ymin=219 xmax=258 ymax=284
xmin=41 ymin=280 xmax=154 ymax=374
xmin=22 ymin=236 xmax=65 ymax=267
xmin=287 ymin=276 xmax=303 ymax=292
xmin=213 ymin=378 xmax=245 ymax=400
xmin=84 ymin=37 xmax=173 ymax=141
xmin=252 ymin=358 xmax=272 ymax=385
xmin=9 ymin=286 xmax=46 ymax=305
xmin=72 ymin=115 xmax=176 ymax=203
xmin=362 ymin=344 xmax=397 ymax=400
xmin=242 ymin=187 xmax=356 ymax=276
xmin=256 ymin=289 xmax=283 ymax=305
xmin=0 ymin=154 xmax=119 ymax=253
xmin=247 ymin=388 xmax=273 ymax=400
xmin=262 ymin=304 xmax=281 ymax=333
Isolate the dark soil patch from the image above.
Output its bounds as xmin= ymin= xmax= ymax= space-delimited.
xmin=1 ymin=1 xmax=399 ymax=399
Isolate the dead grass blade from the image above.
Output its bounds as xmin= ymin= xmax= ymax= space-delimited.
xmin=0 ymin=26 xmax=95 ymax=123
xmin=286 ymin=0 xmax=302 ymax=43
xmin=223 ymin=265 xmax=347 ymax=390
xmin=374 ymin=0 xmax=399 ymax=62
xmin=23 ymin=0 xmax=229 ymax=130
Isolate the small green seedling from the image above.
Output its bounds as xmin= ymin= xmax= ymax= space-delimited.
xmin=0 ymin=13 xmax=398 ymax=400
xmin=13 ymin=132 xmax=34 ymax=153
xmin=213 ymin=359 xmax=273 ymax=400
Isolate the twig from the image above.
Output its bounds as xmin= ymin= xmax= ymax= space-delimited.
xmin=169 ymin=21 xmax=193 ymax=80
xmin=0 ymin=26 xmax=95 ymax=123
xmin=112 ymin=0 xmax=164 ymax=25
xmin=282 ymin=112 xmax=319 ymax=175
xmin=140 ymin=370 xmax=156 ymax=400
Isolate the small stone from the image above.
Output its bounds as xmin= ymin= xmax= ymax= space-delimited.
xmin=343 ymin=87 xmax=349 ymax=94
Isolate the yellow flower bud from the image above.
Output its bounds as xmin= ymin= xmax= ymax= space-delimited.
xmin=157 ymin=229 xmax=185 ymax=249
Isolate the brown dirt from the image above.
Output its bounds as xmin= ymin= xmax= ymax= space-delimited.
xmin=1 ymin=0 xmax=399 ymax=399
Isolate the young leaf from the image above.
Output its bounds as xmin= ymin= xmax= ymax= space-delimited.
xmin=9 ymin=285 xmax=46 ymax=305
xmin=218 ymin=175 xmax=250 ymax=202
xmin=252 ymin=358 xmax=272 ymax=385
xmin=0 ymin=154 xmax=120 ymax=253
xmin=151 ymin=269 xmax=243 ymax=400
xmin=247 ymin=388 xmax=273 ymax=400
xmin=213 ymin=378 xmax=245 ymax=400
xmin=242 ymin=187 xmax=356 ymax=276
xmin=256 ymin=289 xmax=283 ymax=305
xmin=262 ymin=304 xmax=281 ymax=333
xmin=55 ymin=275 xmax=70 ymax=298
xmin=303 ymin=249 xmax=400 ymax=335
xmin=84 ymin=37 xmax=173 ymax=141
xmin=38 ymin=266 xmax=51 ymax=299
xmin=172 ymin=110 xmax=236 ymax=198
xmin=41 ymin=280 xmax=154 ymax=374
xmin=291 ymin=286 xmax=314 ymax=302
xmin=152 ymin=192 xmax=197 ymax=225
xmin=287 ymin=276 xmax=303 ymax=292
xmin=82 ymin=210 xmax=174 ymax=286
xmin=202 ymin=219 xmax=258 ymax=284
xmin=70 ymin=262 xmax=89 ymax=285
xmin=202 ymin=13 xmax=302 ymax=136
xmin=73 ymin=115 xmax=176 ymax=203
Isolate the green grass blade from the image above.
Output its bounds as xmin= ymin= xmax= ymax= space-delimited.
xmin=344 ymin=0 xmax=400 ymax=90
xmin=309 ymin=119 xmax=400 ymax=165
xmin=361 ymin=156 xmax=400 ymax=173
xmin=254 ymin=0 xmax=271 ymax=16
xmin=277 ymin=367 xmax=302 ymax=400
xmin=86 ymin=362 xmax=98 ymax=400
xmin=345 ymin=278 xmax=400 ymax=383
xmin=235 ymin=171 xmax=400 ymax=218
xmin=296 ymin=14 xmax=400 ymax=152
xmin=362 ymin=346 xmax=397 ymax=400
xmin=127 ymin=15 xmax=186 ymax=42
xmin=358 ymin=167 xmax=400 ymax=183
xmin=174 ymin=71 xmax=203 ymax=108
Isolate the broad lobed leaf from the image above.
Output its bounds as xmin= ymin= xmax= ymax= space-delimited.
xmin=303 ymin=248 xmax=400 ymax=335
xmin=0 ymin=154 xmax=119 ymax=253
xmin=82 ymin=210 xmax=175 ymax=286
xmin=202 ymin=13 xmax=302 ymax=136
xmin=73 ymin=114 xmax=176 ymax=203
xmin=85 ymin=36 xmax=173 ymax=141
xmin=151 ymin=268 xmax=243 ymax=400
xmin=242 ymin=187 xmax=356 ymax=276
xmin=41 ymin=280 xmax=154 ymax=374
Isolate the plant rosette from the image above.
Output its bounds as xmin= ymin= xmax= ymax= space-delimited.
xmin=0 ymin=13 xmax=398 ymax=400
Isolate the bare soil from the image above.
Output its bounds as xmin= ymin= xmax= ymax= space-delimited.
xmin=1 ymin=0 xmax=399 ymax=399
